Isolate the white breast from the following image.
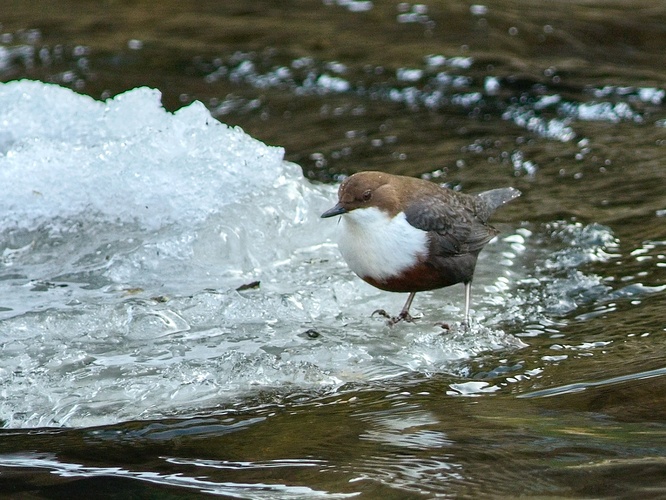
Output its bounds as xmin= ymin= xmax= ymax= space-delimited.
xmin=336 ymin=207 xmax=428 ymax=281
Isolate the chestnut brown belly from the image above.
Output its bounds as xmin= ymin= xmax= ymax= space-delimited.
xmin=361 ymin=254 xmax=478 ymax=293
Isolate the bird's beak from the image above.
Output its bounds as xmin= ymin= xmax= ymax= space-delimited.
xmin=321 ymin=203 xmax=347 ymax=218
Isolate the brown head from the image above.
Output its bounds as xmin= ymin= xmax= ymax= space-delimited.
xmin=320 ymin=171 xmax=406 ymax=219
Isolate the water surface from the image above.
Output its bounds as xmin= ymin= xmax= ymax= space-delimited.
xmin=1 ymin=1 xmax=665 ymax=497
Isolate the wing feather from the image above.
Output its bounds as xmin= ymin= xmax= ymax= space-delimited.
xmin=403 ymin=190 xmax=498 ymax=257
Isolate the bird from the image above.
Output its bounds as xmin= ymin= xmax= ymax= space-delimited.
xmin=321 ymin=171 xmax=520 ymax=328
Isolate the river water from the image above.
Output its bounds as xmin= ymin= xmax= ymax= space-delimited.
xmin=1 ymin=1 xmax=665 ymax=498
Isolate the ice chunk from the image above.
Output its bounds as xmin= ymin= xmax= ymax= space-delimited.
xmin=0 ymin=81 xmax=527 ymax=428
xmin=0 ymin=81 xmax=286 ymax=231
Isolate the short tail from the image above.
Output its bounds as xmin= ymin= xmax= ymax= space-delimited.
xmin=475 ymin=187 xmax=521 ymax=222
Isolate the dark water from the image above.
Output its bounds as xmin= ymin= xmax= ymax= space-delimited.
xmin=1 ymin=1 xmax=666 ymax=498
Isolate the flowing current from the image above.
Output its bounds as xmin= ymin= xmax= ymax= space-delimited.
xmin=2 ymin=2 xmax=666 ymax=497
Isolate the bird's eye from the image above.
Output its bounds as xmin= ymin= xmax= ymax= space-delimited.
xmin=362 ymin=190 xmax=372 ymax=201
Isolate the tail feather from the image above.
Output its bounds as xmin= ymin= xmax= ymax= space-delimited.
xmin=475 ymin=187 xmax=521 ymax=222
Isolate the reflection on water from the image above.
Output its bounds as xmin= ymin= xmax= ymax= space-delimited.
xmin=0 ymin=453 xmax=356 ymax=499
xmin=520 ymin=366 xmax=666 ymax=399
xmin=1 ymin=0 xmax=666 ymax=497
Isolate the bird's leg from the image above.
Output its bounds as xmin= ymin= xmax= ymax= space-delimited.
xmin=462 ymin=281 xmax=472 ymax=331
xmin=396 ymin=291 xmax=416 ymax=323
xmin=372 ymin=292 xmax=417 ymax=326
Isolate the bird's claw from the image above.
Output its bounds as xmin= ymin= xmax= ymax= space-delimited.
xmin=372 ymin=309 xmax=414 ymax=326
xmin=371 ymin=309 xmax=391 ymax=320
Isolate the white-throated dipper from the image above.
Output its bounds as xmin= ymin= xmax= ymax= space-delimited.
xmin=321 ymin=171 xmax=520 ymax=327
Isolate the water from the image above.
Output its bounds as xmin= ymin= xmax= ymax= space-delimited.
xmin=1 ymin=1 xmax=665 ymax=497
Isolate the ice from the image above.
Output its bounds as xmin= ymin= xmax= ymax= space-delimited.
xmin=1 ymin=81 xmax=529 ymax=428
xmin=0 ymin=81 xmax=286 ymax=231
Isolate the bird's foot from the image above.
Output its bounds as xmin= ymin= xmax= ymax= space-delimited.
xmin=371 ymin=309 xmax=414 ymax=326
xmin=371 ymin=308 xmax=391 ymax=320
xmin=435 ymin=320 xmax=470 ymax=332
xmin=392 ymin=310 xmax=415 ymax=326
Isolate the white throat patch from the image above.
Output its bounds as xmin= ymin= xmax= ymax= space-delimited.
xmin=337 ymin=207 xmax=428 ymax=281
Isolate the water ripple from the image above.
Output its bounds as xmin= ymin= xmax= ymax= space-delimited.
xmin=518 ymin=366 xmax=666 ymax=399
xmin=0 ymin=453 xmax=358 ymax=499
